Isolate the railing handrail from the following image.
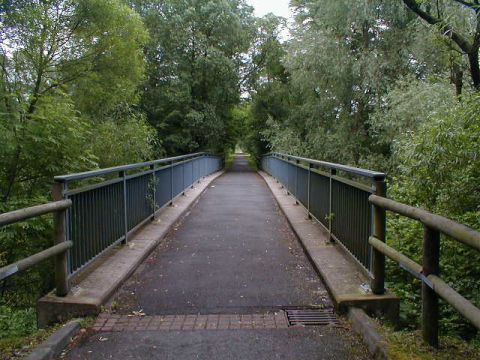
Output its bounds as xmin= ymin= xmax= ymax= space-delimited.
xmin=0 ymin=241 xmax=73 ymax=282
xmin=0 ymin=199 xmax=72 ymax=226
xmin=368 ymin=194 xmax=480 ymax=346
xmin=369 ymin=195 xmax=480 ymax=252
xmin=268 ymin=152 xmax=386 ymax=180
xmin=0 ymin=200 xmax=71 ymax=295
xmin=368 ymin=236 xmax=480 ymax=330
xmin=54 ymin=152 xmax=207 ymax=182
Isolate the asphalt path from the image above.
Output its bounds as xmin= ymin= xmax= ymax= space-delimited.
xmin=63 ymin=155 xmax=369 ymax=360
xmin=111 ymin=154 xmax=330 ymax=314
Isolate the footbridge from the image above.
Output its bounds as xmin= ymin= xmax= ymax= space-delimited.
xmin=1 ymin=152 xmax=479 ymax=359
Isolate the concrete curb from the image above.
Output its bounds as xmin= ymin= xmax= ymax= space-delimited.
xmin=348 ymin=308 xmax=391 ymax=360
xmin=25 ymin=319 xmax=81 ymax=360
xmin=258 ymin=170 xmax=399 ymax=323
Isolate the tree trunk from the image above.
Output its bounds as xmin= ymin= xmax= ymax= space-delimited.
xmin=468 ymin=49 xmax=480 ymax=90
xmin=450 ymin=62 xmax=463 ymax=97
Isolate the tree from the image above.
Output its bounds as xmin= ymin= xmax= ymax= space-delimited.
xmin=132 ymin=0 xmax=255 ymax=155
xmin=0 ymin=0 xmax=149 ymax=203
xmin=402 ymin=0 xmax=480 ymax=90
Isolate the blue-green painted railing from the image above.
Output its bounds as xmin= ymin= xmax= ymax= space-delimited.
xmin=261 ymin=152 xmax=386 ymax=273
xmin=55 ymin=153 xmax=223 ymax=276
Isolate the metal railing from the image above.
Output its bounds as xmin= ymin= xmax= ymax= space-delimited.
xmin=0 ymin=200 xmax=72 ymax=296
xmin=54 ymin=152 xmax=223 ymax=287
xmin=261 ymin=152 xmax=480 ymax=347
xmin=369 ymin=195 xmax=480 ymax=347
xmin=261 ymin=152 xmax=386 ymax=272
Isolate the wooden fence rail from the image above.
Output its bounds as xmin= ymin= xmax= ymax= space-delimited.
xmin=0 ymin=199 xmax=72 ymax=296
xmin=369 ymin=194 xmax=480 ymax=347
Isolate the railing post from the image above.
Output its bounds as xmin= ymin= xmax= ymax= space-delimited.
xmin=170 ymin=160 xmax=174 ymax=205
xmin=307 ymin=163 xmax=312 ymax=219
xmin=286 ymin=156 xmax=291 ymax=195
xmin=52 ymin=182 xmax=69 ymax=296
xmin=150 ymin=164 xmax=156 ymax=217
xmin=295 ymin=159 xmax=299 ymax=205
xmin=182 ymin=160 xmax=186 ymax=195
xmin=328 ymin=168 xmax=336 ymax=242
xmin=191 ymin=159 xmax=194 ymax=188
xmin=119 ymin=171 xmax=128 ymax=244
xmin=422 ymin=226 xmax=440 ymax=347
xmin=371 ymin=177 xmax=387 ymax=294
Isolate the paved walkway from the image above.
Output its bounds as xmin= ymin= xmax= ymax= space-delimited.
xmin=63 ymin=155 xmax=369 ymax=360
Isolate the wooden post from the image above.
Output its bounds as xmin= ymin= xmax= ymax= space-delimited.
xmin=422 ymin=226 xmax=440 ymax=347
xmin=371 ymin=178 xmax=387 ymax=294
xmin=52 ymin=182 xmax=69 ymax=296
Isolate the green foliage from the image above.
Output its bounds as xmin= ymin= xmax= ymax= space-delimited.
xmin=0 ymin=306 xmax=37 ymax=339
xmin=386 ymin=92 xmax=480 ymax=337
xmin=0 ymin=92 xmax=95 ymax=202
xmin=0 ymin=0 xmax=154 ymax=319
xmin=134 ymin=0 xmax=255 ymax=155
xmin=242 ymin=0 xmax=480 ymax=342
xmin=90 ymin=113 xmax=158 ymax=169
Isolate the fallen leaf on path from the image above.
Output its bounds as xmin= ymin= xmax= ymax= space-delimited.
xmin=131 ymin=309 xmax=146 ymax=316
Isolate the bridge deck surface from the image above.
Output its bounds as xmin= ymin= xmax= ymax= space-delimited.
xmin=64 ymin=155 xmax=369 ymax=359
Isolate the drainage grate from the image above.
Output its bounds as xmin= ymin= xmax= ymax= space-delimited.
xmin=285 ymin=308 xmax=338 ymax=326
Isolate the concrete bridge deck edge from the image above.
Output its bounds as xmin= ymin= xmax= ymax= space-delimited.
xmin=258 ymin=170 xmax=400 ymax=323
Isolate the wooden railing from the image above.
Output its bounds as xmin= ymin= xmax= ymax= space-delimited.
xmin=369 ymin=195 xmax=480 ymax=347
xmin=0 ymin=200 xmax=72 ymax=296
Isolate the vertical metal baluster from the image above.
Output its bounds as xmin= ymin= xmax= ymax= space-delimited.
xmin=150 ymin=164 xmax=156 ymax=216
xmin=182 ymin=161 xmax=186 ymax=195
xmin=170 ymin=161 xmax=174 ymax=205
xmin=191 ymin=159 xmax=194 ymax=188
xmin=78 ymin=193 xmax=89 ymax=267
xmin=328 ymin=169 xmax=336 ymax=242
xmin=93 ymin=189 xmax=98 ymax=259
xmin=307 ymin=163 xmax=312 ymax=219
xmin=120 ymin=171 xmax=128 ymax=244
xmin=295 ymin=159 xmax=299 ymax=205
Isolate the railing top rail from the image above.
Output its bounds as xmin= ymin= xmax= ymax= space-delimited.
xmin=267 ymin=152 xmax=386 ymax=180
xmin=54 ymin=152 xmax=207 ymax=182
xmin=369 ymin=194 xmax=480 ymax=252
xmin=0 ymin=199 xmax=72 ymax=227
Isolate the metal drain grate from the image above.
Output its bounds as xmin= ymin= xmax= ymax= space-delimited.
xmin=285 ymin=308 xmax=338 ymax=326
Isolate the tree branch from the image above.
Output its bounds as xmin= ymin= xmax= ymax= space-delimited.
xmin=402 ymin=0 xmax=473 ymax=53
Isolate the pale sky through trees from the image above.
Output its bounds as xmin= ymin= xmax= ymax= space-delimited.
xmin=246 ymin=0 xmax=292 ymax=18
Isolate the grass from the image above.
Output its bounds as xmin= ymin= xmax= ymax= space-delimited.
xmin=379 ymin=323 xmax=480 ymax=360
xmin=0 ymin=305 xmax=80 ymax=359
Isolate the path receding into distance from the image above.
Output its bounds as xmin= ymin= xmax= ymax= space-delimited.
xmin=63 ymin=155 xmax=369 ymax=360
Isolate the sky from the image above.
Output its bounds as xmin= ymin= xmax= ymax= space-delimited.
xmin=246 ymin=0 xmax=292 ymax=19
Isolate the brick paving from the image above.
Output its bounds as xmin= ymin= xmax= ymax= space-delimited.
xmin=92 ymin=312 xmax=289 ymax=332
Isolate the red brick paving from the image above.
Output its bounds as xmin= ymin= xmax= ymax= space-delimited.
xmin=93 ymin=312 xmax=288 ymax=332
